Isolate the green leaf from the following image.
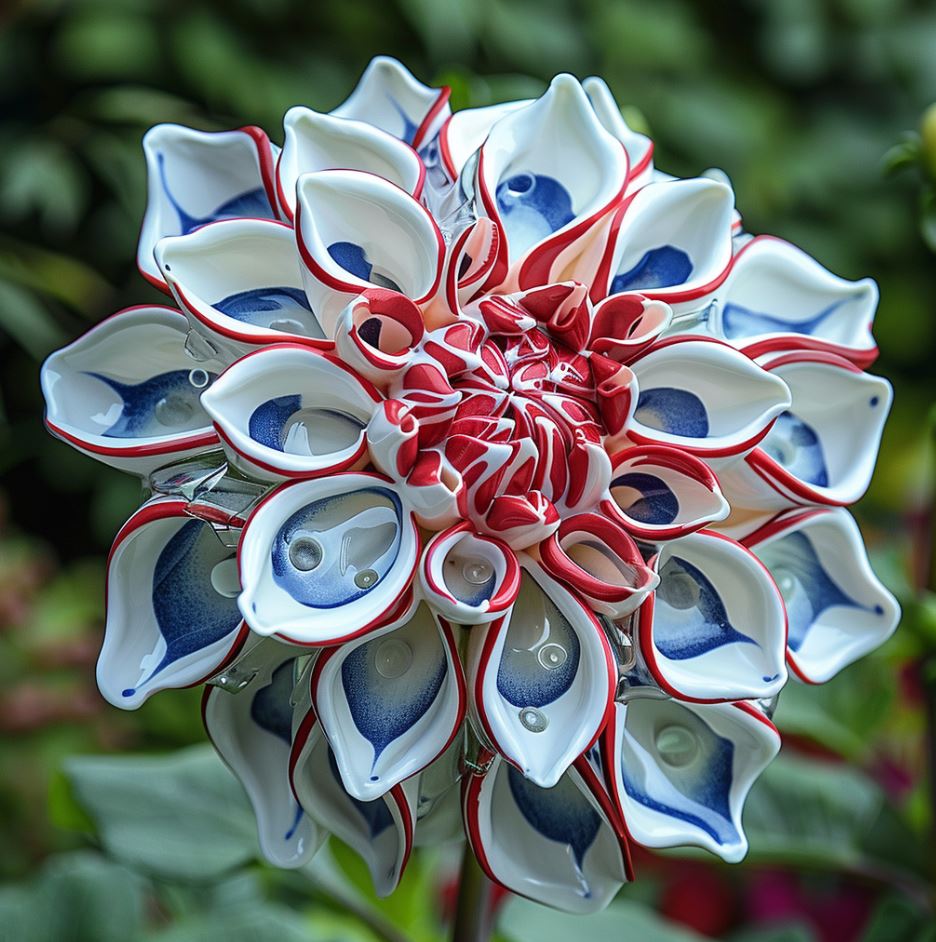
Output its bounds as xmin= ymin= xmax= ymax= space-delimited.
xmin=0 ymin=279 xmax=67 ymax=359
xmin=860 ymin=893 xmax=934 ymax=942
xmin=920 ymin=186 xmax=936 ymax=253
xmin=64 ymin=744 xmax=259 ymax=882
xmin=0 ymin=852 xmax=147 ymax=942
xmin=144 ymin=902 xmax=313 ymax=942
xmin=499 ymin=895 xmax=705 ymax=942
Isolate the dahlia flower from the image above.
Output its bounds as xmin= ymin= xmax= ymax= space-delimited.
xmin=41 ymin=56 xmax=899 ymax=913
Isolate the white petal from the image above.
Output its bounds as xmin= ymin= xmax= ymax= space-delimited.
xmin=98 ymin=498 xmax=247 ymax=709
xmin=138 ymin=124 xmax=278 ymax=291
xmin=203 ymin=641 xmax=324 ymax=867
xmin=605 ymin=698 xmax=780 ymax=862
xmin=41 ymin=306 xmax=220 ymax=476
xmin=637 ymin=529 xmax=788 ymax=701
xmin=463 ymin=754 xmax=630 ymax=913
xmin=200 ymin=343 xmax=379 ymax=482
xmin=155 ymin=218 xmax=326 ymax=352
xmin=277 ymin=107 xmax=425 ymax=220
xmin=295 ymin=169 xmax=444 ymax=335
xmin=237 ymin=473 xmax=420 ymax=645
xmin=745 ymin=507 xmax=900 ymax=683
xmin=310 ymin=602 xmax=465 ymax=800
xmin=466 ymin=557 xmax=616 ymax=788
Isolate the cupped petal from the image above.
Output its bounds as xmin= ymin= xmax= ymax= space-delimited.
xmin=98 ymin=497 xmax=248 ymax=709
xmin=463 ymin=753 xmax=631 ymax=913
xmin=334 ymin=290 xmax=426 ymax=388
xmin=295 ymin=170 xmax=445 ymax=335
xmin=744 ymin=508 xmax=899 ymax=683
xmin=413 ymin=739 xmax=465 ymax=846
xmin=466 ymin=557 xmax=616 ymax=787
xmin=309 ymin=602 xmax=466 ymax=800
xmin=438 ymin=101 xmax=530 ymax=180
xmin=289 ymin=709 xmax=417 ymax=897
xmin=332 ymin=55 xmax=451 ymax=149
xmin=592 ymin=179 xmax=735 ymax=310
xmin=473 ymin=74 xmax=628 ymax=288
xmin=626 ymin=337 xmax=792 ymax=459
xmin=41 ymin=305 xmax=221 ymax=476
xmin=419 ymin=522 xmax=521 ymax=624
xmin=539 ymin=512 xmax=658 ymax=619
xmin=603 ymin=444 xmax=730 ymax=541
xmin=711 ymin=236 xmax=879 ymax=367
xmin=602 ymin=697 xmax=780 ymax=862
xmin=440 ymin=218 xmax=509 ymax=314
xmin=582 ymin=76 xmax=654 ymax=191
xmin=138 ymin=124 xmax=279 ymax=292
xmin=636 ymin=529 xmax=788 ymax=702
xmin=155 ymin=218 xmax=327 ymax=350
xmin=199 ymin=343 xmax=380 ymax=482
xmin=589 ymin=293 xmax=673 ymax=364
xmin=202 ymin=641 xmax=324 ymax=867
xmin=277 ymin=107 xmax=425 ymax=221
xmin=719 ymin=351 xmax=892 ymax=509
xmin=237 ymin=472 xmax=420 ymax=645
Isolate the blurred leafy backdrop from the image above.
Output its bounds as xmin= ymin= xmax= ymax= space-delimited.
xmin=1 ymin=0 xmax=935 ymax=940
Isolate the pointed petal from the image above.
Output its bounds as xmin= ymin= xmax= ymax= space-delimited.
xmin=467 ymin=558 xmax=616 ymax=787
xmin=138 ymin=124 xmax=278 ymax=291
xmin=604 ymin=698 xmax=779 ymax=862
xmin=200 ymin=343 xmax=379 ymax=482
xmin=277 ymin=107 xmax=425 ymax=221
xmin=745 ymin=508 xmax=900 ymax=683
xmin=473 ymin=74 xmax=628 ymax=287
xmin=332 ymin=55 xmax=451 ymax=149
xmin=237 ymin=472 xmax=421 ymax=645
xmin=155 ymin=218 xmax=327 ymax=350
xmin=637 ymin=530 xmax=788 ymax=702
xmin=721 ymin=351 xmax=892 ymax=509
xmin=289 ymin=710 xmax=416 ymax=897
xmin=438 ymin=101 xmax=530 ymax=179
xmin=98 ymin=498 xmax=248 ymax=709
xmin=202 ymin=641 xmax=324 ymax=867
xmin=713 ymin=236 xmax=879 ymax=367
xmin=463 ymin=753 xmax=631 ymax=913
xmin=593 ymin=179 xmax=734 ymax=310
xmin=626 ymin=337 xmax=792 ymax=459
xmin=295 ymin=170 xmax=444 ymax=335
xmin=310 ymin=602 xmax=466 ymax=800
xmin=603 ymin=444 xmax=730 ymax=541
xmin=40 ymin=306 xmax=220 ymax=475
xmin=582 ymin=76 xmax=654 ymax=191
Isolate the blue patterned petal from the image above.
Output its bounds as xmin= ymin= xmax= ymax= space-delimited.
xmin=495 ymin=172 xmax=575 ymax=257
xmin=612 ymin=245 xmax=693 ymax=294
xmin=760 ymin=411 xmax=828 ymax=487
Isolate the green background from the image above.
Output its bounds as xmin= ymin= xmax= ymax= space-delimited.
xmin=1 ymin=0 xmax=935 ymax=939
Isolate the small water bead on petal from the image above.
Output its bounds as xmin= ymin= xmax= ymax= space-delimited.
xmin=288 ymin=536 xmax=324 ymax=571
xmin=519 ymin=707 xmax=549 ymax=732
xmin=210 ymin=557 xmax=242 ymax=598
xmin=537 ymin=643 xmax=568 ymax=670
xmin=355 ymin=568 xmax=380 ymax=589
xmin=655 ymin=724 xmax=700 ymax=768
xmin=462 ymin=558 xmax=494 ymax=586
xmin=374 ymin=638 xmax=413 ymax=679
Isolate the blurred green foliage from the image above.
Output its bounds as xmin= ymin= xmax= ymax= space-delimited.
xmin=1 ymin=0 xmax=935 ymax=939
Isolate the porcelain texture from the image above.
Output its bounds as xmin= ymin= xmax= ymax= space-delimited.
xmin=40 ymin=56 xmax=899 ymax=913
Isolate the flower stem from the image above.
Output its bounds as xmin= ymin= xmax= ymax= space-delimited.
xmin=452 ymin=841 xmax=493 ymax=942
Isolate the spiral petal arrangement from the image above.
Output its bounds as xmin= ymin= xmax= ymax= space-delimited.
xmin=41 ymin=56 xmax=899 ymax=913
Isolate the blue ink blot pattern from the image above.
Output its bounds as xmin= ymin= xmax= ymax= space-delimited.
xmin=497 ymin=578 xmax=581 ymax=708
xmin=271 ymin=488 xmax=402 ymax=609
xmin=340 ymin=620 xmax=447 ymax=767
xmin=761 ymin=411 xmax=828 ymax=487
xmin=214 ymin=287 xmax=321 ymax=336
xmin=495 ymin=173 xmax=575 ymax=258
xmin=634 ymin=388 xmax=710 ymax=438
xmin=653 ymin=556 xmax=757 ymax=660
xmin=122 ymin=521 xmax=241 ymax=697
xmin=759 ymin=531 xmax=869 ymax=652
xmin=507 ymin=767 xmax=601 ymax=879
xmin=721 ymin=298 xmax=847 ymax=341
xmin=88 ymin=370 xmax=213 ymax=438
xmin=611 ymin=245 xmax=692 ymax=295
xmin=621 ymin=705 xmax=737 ymax=845
xmin=250 ymin=661 xmax=295 ymax=743
xmin=157 ymin=152 xmax=272 ymax=235
xmin=611 ymin=472 xmax=680 ymax=525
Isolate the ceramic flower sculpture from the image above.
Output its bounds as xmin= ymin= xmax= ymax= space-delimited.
xmin=41 ymin=57 xmax=900 ymax=913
